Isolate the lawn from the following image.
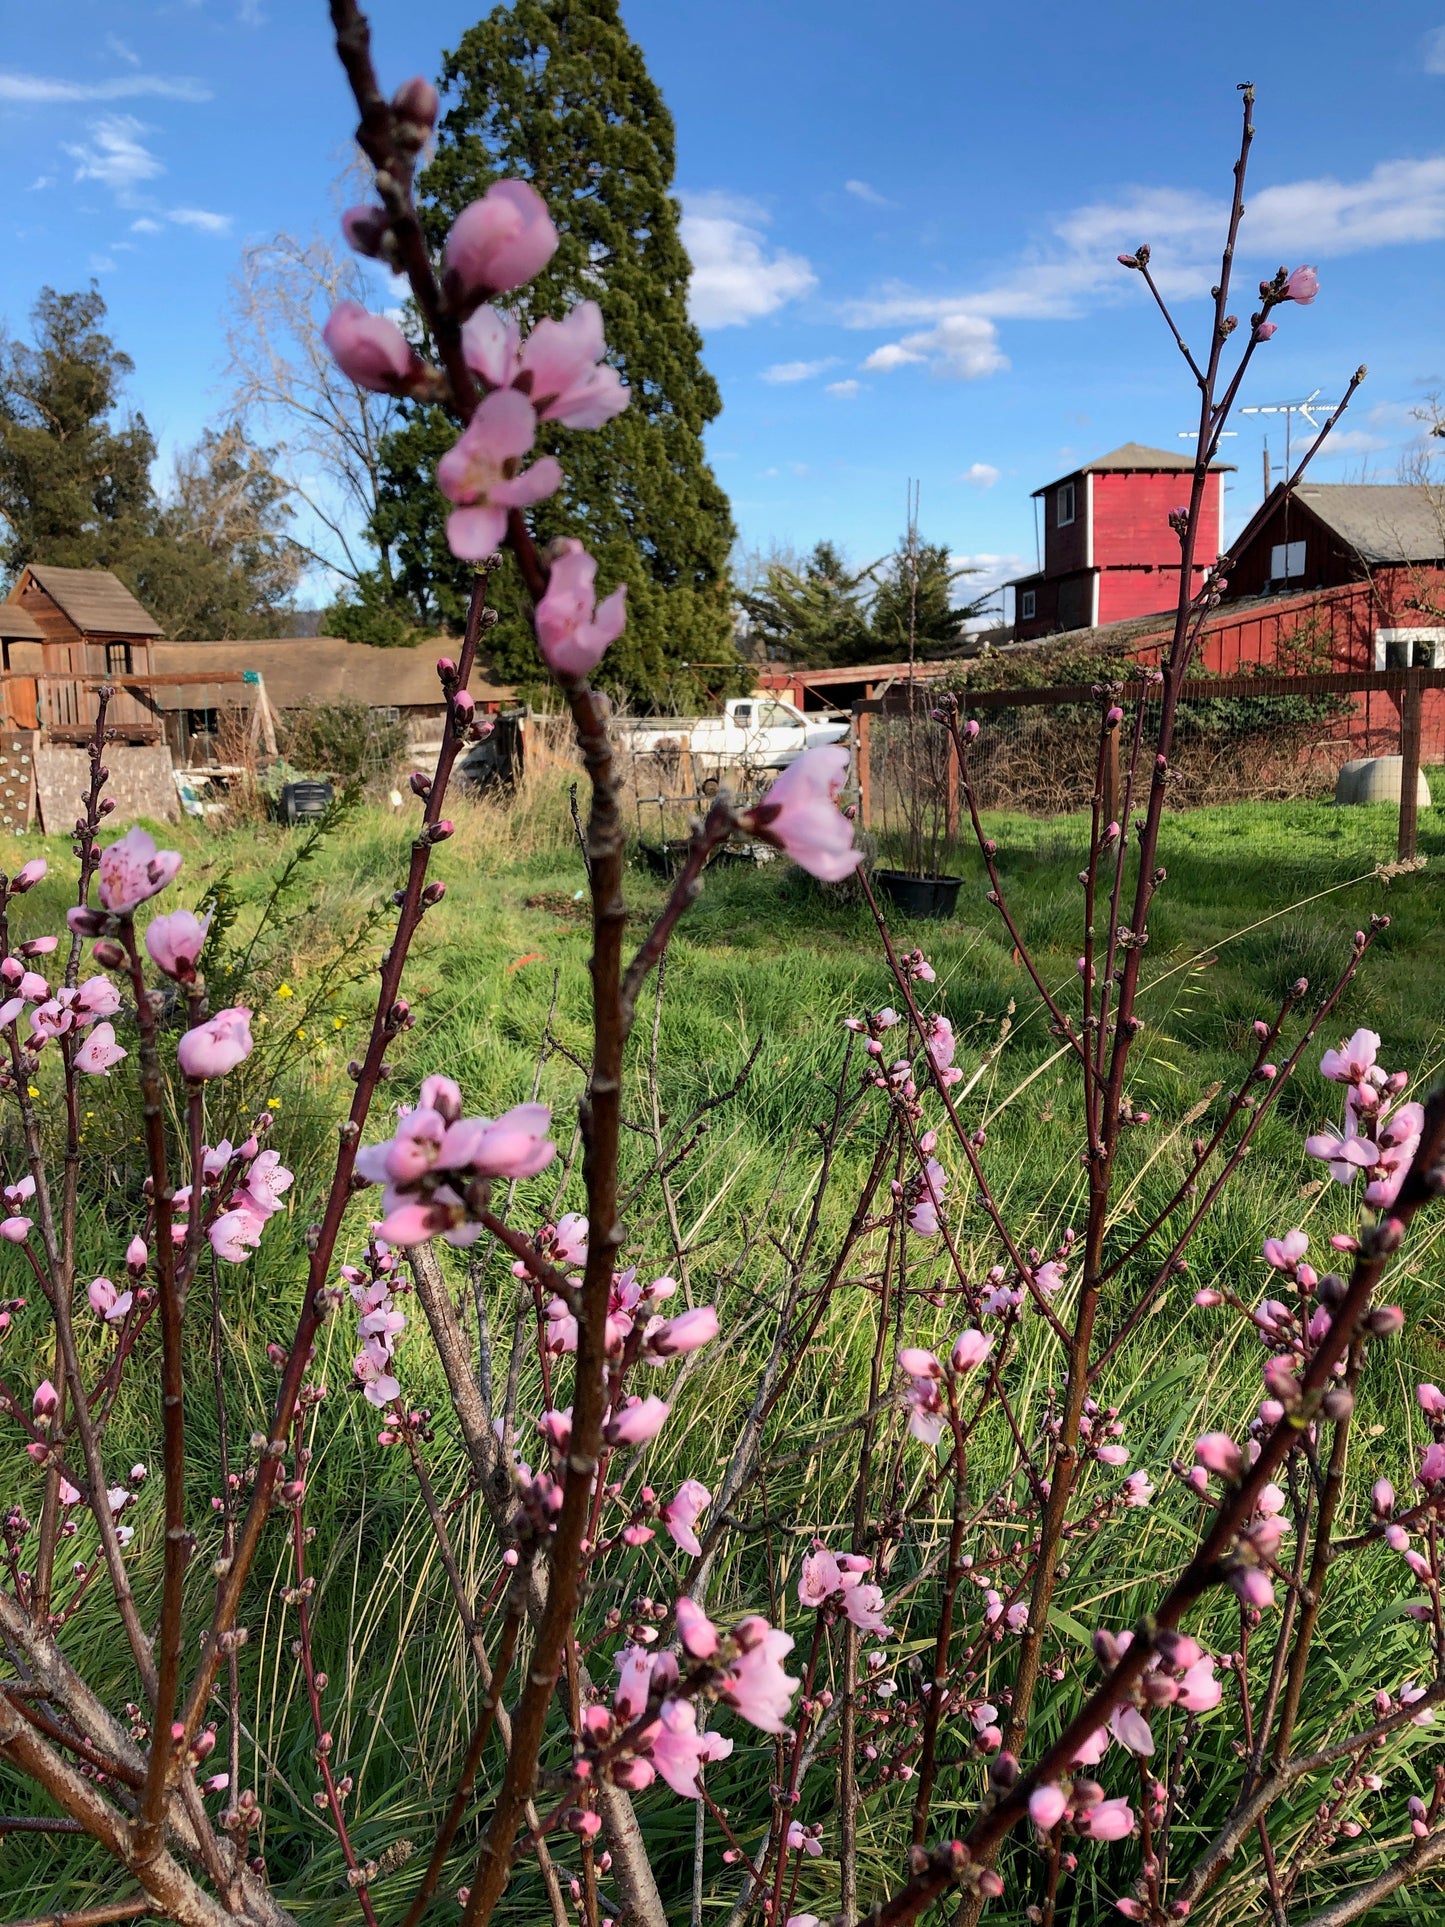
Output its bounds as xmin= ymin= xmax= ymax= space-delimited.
xmin=2 ymin=777 xmax=1443 ymax=1925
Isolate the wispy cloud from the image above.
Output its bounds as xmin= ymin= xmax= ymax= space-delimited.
xmin=826 ymin=378 xmax=862 ymax=399
xmin=962 ymin=462 xmax=1001 ymax=487
xmin=28 ymin=175 xmax=54 ymax=192
xmin=848 ymin=153 xmax=1445 ymax=376
xmin=681 ymin=192 xmax=817 ymax=328
xmin=1425 ymin=26 xmax=1445 ymax=73
xmin=65 ymin=116 xmax=164 ymax=199
xmin=130 ymin=216 xmax=162 ymax=234
xmin=105 ymin=35 xmax=142 ymax=68
xmin=168 ymin=206 xmax=231 ymax=235
xmin=845 ymin=178 xmax=893 ymax=208
xmin=761 ymin=357 xmax=839 ymax=383
xmin=0 ymin=70 xmax=210 ymax=104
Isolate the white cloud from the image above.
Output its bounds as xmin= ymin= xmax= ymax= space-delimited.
xmin=865 ymin=314 xmax=1008 ymax=381
xmin=0 ymin=70 xmax=209 ymax=103
xmin=28 ymin=175 xmax=54 ymax=192
xmin=130 ymin=216 xmax=162 ymax=234
xmin=681 ymin=192 xmax=817 ymax=328
xmin=844 ymin=152 xmax=1445 ymax=353
xmin=168 ymin=206 xmax=231 ymax=234
xmin=845 ymin=178 xmax=892 ymax=207
xmin=962 ymin=462 xmax=1000 ymax=487
xmin=88 ymin=253 xmax=117 ymax=274
xmin=106 ymin=35 xmax=142 ymax=67
xmin=1425 ymin=26 xmax=1445 ymax=73
xmin=65 ymin=116 xmax=164 ymax=198
xmin=826 ymin=379 xmax=862 ymax=398
xmin=951 ymin=551 xmax=1031 ymax=605
xmin=761 ymin=357 xmax=839 ymax=383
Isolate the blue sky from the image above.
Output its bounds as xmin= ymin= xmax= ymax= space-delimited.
xmin=3 ymin=1 xmax=1445 ymax=613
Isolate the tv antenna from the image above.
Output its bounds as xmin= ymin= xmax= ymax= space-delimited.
xmin=1238 ymin=389 xmax=1343 ymax=489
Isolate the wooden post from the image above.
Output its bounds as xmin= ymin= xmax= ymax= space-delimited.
xmin=1102 ymin=723 xmax=1120 ymax=830
xmin=1398 ymin=668 xmax=1423 ymax=861
xmin=856 ymin=696 xmax=872 ymax=831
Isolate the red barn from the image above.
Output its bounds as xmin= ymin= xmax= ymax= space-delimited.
xmin=1008 ymin=443 xmax=1232 ymax=640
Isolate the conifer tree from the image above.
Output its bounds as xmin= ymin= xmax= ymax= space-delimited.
xmin=737 ymin=541 xmax=877 ymax=668
xmin=870 ymin=536 xmax=986 ymax=657
xmin=371 ymin=0 xmax=738 ymax=700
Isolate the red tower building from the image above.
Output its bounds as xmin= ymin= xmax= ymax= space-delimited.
xmin=1008 ymin=443 xmax=1232 ymax=640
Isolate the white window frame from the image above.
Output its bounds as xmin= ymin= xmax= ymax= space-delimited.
xmin=1019 ymin=588 xmax=1037 ymax=621
xmin=1374 ymin=628 xmax=1445 ymax=671
xmin=1269 ymin=539 xmax=1306 ymax=582
xmin=1056 ymin=482 xmax=1076 ymax=527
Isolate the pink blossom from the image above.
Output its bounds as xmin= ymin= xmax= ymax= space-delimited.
xmin=740 ymin=747 xmax=859 ymax=883
xmin=1033 ymin=1261 xmax=1066 ymax=1295
xmin=88 ymin=1276 xmax=133 ymax=1324
xmin=178 ymin=1007 xmax=253 ymax=1080
xmin=533 ymin=542 xmax=628 ymax=681
xmin=323 ymin=303 xmax=419 ymax=393
xmin=676 ymin=1594 xmax=719 ymax=1658
xmin=649 ymin=1696 xmax=732 ymax=1798
xmin=12 ymin=858 xmax=46 ymax=890
xmin=552 ymin=1212 xmax=588 ymax=1265
xmin=606 ymin=1395 xmax=670 ymax=1446
xmin=723 ymin=1617 xmax=799 ymax=1733
xmin=799 ymin=1546 xmax=842 ymax=1607
xmin=902 ymin=1365 xmax=945 ymax=1447
xmin=236 ymin=1149 xmax=293 ymax=1221
xmin=32 ymin=1379 xmax=58 ymax=1420
xmin=785 ymin=1821 xmax=823 ymax=1857
xmin=1262 ymin=1229 xmax=1308 ymax=1271
xmin=1230 ymin=1566 xmax=1276 ymax=1610
xmin=355 ymin=1341 xmax=400 ymax=1408
xmin=73 ymin=1022 xmax=126 ymax=1076
xmin=1194 ymin=1432 xmax=1243 ymax=1481
xmin=210 ymin=1208 xmax=265 ymax=1264
xmin=660 ymin=1480 xmax=711 ymax=1558
xmin=951 ymin=1329 xmax=994 ymax=1373
xmin=94 ymin=827 xmax=182 ymax=915
xmin=645 ymin=1305 xmax=719 ymax=1360
xmin=1123 ymin=1470 xmax=1154 ymax=1507
xmin=0 ymin=1215 xmax=32 ymax=1242
xmin=1421 ymin=1442 xmax=1445 ymax=1485
xmin=437 ymin=388 xmax=563 ymax=562
xmin=897 ymin=1347 xmax=942 ymax=1380
xmin=1176 ymin=1658 xmax=1222 ymax=1712
xmin=1096 ymin=1443 xmax=1130 ymax=1467
xmin=1320 ymin=1029 xmax=1378 ymax=1083
xmin=1029 ymin=1783 xmax=1068 ymax=1831
xmin=443 ymin=180 xmax=558 ymax=297
xmin=1255 ymin=320 xmax=1277 ymax=340
xmin=76 ymin=976 xmax=121 ymax=1021
xmin=29 ymin=1000 xmax=72 ymax=1042
xmin=461 ymin=305 xmax=522 ymax=387
xmin=1285 ymin=265 xmax=1319 ymax=305
xmin=1109 ymin=1705 xmax=1154 ymax=1756
xmin=144 ymin=909 xmax=211 ymax=983
xmin=842 ymin=1581 xmax=888 ymax=1634
xmin=1082 ymin=1797 xmax=1135 ymax=1841
xmin=1071 ymin=1726 xmax=1110 ymax=1767
xmin=515 ymin=301 xmax=629 ymax=428
xmin=1419 ymin=1384 xmax=1445 ymax=1419
xmin=19 ymin=971 xmax=48 ymax=1002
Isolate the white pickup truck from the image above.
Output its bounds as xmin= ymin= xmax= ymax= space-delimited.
xmin=618 ymin=694 xmax=848 ymax=785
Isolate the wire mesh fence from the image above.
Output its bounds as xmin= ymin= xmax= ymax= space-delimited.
xmin=859 ymin=667 xmax=1445 ymax=865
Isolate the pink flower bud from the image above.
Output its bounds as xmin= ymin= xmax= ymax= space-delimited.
xmin=1194 ymin=1432 xmax=1243 ymax=1481
xmin=1285 ymin=265 xmax=1319 ymax=305
xmin=392 ymin=76 xmax=439 ymax=130
xmin=444 ymin=180 xmax=558 ymax=299
xmin=32 ymin=1378 xmax=58 ymax=1419
xmin=323 ymin=303 xmax=418 ymax=395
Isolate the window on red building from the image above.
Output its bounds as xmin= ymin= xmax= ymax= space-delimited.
xmin=1020 ymin=589 xmax=1037 ymax=620
xmin=1056 ymin=483 xmax=1075 ymax=527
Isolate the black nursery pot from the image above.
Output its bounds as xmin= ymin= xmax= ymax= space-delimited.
xmin=873 ymin=869 xmax=962 ymax=920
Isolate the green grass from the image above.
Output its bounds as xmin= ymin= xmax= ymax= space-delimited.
xmin=2 ymin=782 xmax=1443 ymax=1925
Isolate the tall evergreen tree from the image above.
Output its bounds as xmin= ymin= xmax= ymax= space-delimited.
xmin=0 ymin=285 xmax=155 ymax=579
xmin=870 ymin=536 xmax=986 ymax=657
xmin=737 ymin=541 xmax=877 ymax=668
xmin=370 ymin=0 xmax=738 ymax=700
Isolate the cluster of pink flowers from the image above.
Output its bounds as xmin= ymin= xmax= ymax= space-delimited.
xmin=354 ymin=1075 xmax=556 ymax=1247
xmin=344 ymin=1236 xmax=407 ymax=1415
xmin=194 ymin=1140 xmax=293 ymax=1265
xmin=898 ymin=1329 xmax=994 ymax=1446
xmin=797 ymin=1543 xmax=890 ymax=1634
xmin=1305 ymin=1027 xmax=1422 ymax=1209
xmin=0 ymin=947 xmax=125 ymax=1076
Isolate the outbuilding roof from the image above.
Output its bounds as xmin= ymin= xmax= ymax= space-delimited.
xmin=0 ymin=604 xmax=43 ymax=642
xmin=152 ymin=637 xmax=515 ymax=710
xmin=18 ymin=566 xmax=163 ymax=637
xmin=1032 ymin=442 xmax=1235 ymax=496
xmin=1288 ymin=483 xmax=1445 ymax=565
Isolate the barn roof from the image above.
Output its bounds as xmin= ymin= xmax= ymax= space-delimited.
xmin=1032 ymin=442 xmax=1235 ymax=495
xmin=1288 ymin=483 xmax=1445 ymax=565
xmin=152 ymin=637 xmax=515 ymax=710
xmin=20 ymin=566 xmax=162 ymax=637
xmin=0 ymin=603 xmax=43 ymax=641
